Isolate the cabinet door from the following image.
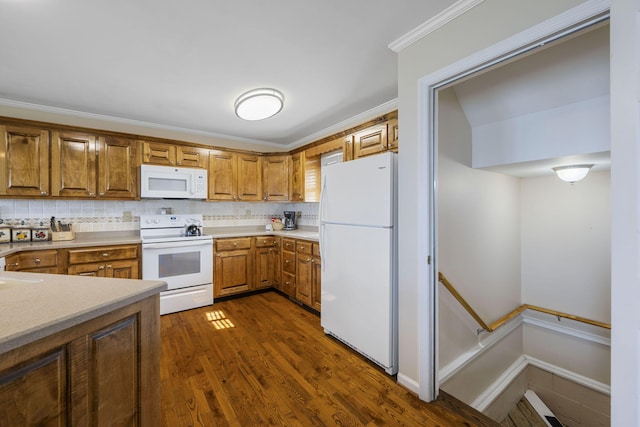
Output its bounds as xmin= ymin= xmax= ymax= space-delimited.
xmin=312 ymin=243 xmax=321 ymax=311
xmin=214 ymin=250 xmax=254 ymax=297
xmin=208 ymin=150 xmax=236 ymax=201
xmin=353 ymin=123 xmax=388 ymax=159
xmin=289 ymin=152 xmax=304 ymax=202
xmin=67 ymin=262 xmax=108 ymax=277
xmin=97 ymin=136 xmax=137 ymax=199
xmin=0 ymin=125 xmax=50 ymax=197
xmin=296 ymin=254 xmax=313 ymax=306
xmin=387 ymin=118 xmax=398 ymax=152
xmin=176 ymin=146 xmax=208 ymax=168
xmin=255 ymin=247 xmax=278 ymax=289
xmin=236 ymin=154 xmax=262 ymax=201
xmin=263 ymin=156 xmax=289 ymax=201
xmin=0 ymin=347 xmax=68 ymax=426
xmin=141 ymin=141 xmax=176 ymax=165
xmin=108 ymin=259 xmax=139 ymax=279
xmin=51 ymin=131 xmax=97 ymax=197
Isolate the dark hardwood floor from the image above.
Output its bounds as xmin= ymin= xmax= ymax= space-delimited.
xmin=160 ymin=291 xmax=498 ymax=426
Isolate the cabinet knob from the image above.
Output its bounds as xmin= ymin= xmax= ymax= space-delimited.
xmin=107 ymin=265 xmax=112 ymax=269
xmin=300 ymin=246 xmax=305 ymax=250
xmin=102 ymin=253 xmax=109 ymax=257
xmin=8 ymin=262 xmax=19 ymax=268
xmin=216 ymin=254 xmax=221 ymax=257
xmin=285 ymin=260 xmax=290 ymax=264
xmin=34 ymin=258 xmax=41 ymax=264
xmin=89 ymin=192 xmax=95 ymax=196
xmin=99 ymin=192 xmax=105 ymax=196
xmin=233 ymin=242 xmax=237 ymax=246
xmin=99 ymin=265 xmax=105 ymax=270
xmin=40 ymin=191 xmax=47 ymax=196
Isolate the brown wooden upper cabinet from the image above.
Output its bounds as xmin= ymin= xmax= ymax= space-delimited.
xmin=208 ymin=150 xmax=262 ymax=201
xmin=387 ymin=117 xmax=398 ymax=153
xmin=0 ymin=124 xmax=50 ymax=197
xmin=51 ymin=131 xmax=97 ymax=197
xmin=289 ymin=152 xmax=304 ymax=202
xmin=50 ymin=132 xmax=137 ymax=199
xmin=97 ymin=136 xmax=137 ymax=199
xmin=141 ymin=141 xmax=207 ymax=168
xmin=263 ymin=155 xmax=289 ymax=201
xmin=353 ymin=123 xmax=388 ymax=159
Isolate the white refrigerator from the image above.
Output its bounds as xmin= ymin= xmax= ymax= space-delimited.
xmin=319 ymin=151 xmax=398 ymax=375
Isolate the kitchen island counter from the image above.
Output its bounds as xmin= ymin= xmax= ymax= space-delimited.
xmin=0 ymin=271 xmax=166 ymax=355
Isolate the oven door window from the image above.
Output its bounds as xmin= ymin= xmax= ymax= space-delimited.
xmin=158 ymin=251 xmax=200 ymax=278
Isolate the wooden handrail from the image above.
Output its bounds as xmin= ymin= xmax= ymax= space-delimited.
xmin=438 ymin=272 xmax=490 ymax=332
xmin=438 ymin=272 xmax=611 ymax=333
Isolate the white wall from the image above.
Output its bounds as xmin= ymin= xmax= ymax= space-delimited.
xmin=473 ymin=96 xmax=610 ymax=168
xmin=521 ymin=171 xmax=611 ymax=322
xmin=438 ymin=89 xmax=521 ymax=322
xmin=397 ymin=0 xmax=589 ymax=387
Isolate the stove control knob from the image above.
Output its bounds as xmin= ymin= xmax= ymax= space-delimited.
xmin=153 ymin=219 xmax=159 ymax=224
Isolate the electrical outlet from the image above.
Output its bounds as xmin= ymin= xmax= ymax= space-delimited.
xmin=123 ymin=211 xmax=132 ymax=222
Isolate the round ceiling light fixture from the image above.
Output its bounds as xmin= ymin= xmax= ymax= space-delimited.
xmin=552 ymin=164 xmax=594 ymax=183
xmin=234 ymin=88 xmax=284 ymax=121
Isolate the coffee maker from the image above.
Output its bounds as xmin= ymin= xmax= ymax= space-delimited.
xmin=283 ymin=211 xmax=297 ymax=230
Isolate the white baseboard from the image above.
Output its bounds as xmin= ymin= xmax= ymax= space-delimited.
xmin=397 ymin=372 xmax=420 ymax=395
xmin=471 ymin=355 xmax=528 ymax=411
xmin=525 ymin=355 xmax=610 ymax=396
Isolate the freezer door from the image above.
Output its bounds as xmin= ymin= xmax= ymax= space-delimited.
xmin=320 ymin=152 xmax=394 ymax=227
xmin=320 ymin=223 xmax=396 ymax=373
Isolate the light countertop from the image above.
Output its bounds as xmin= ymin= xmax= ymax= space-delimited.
xmin=0 ymin=271 xmax=166 ymax=355
xmin=0 ymin=227 xmax=319 ymax=258
xmin=204 ymin=225 xmax=319 ymax=241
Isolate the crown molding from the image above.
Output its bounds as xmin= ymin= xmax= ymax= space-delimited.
xmin=0 ymin=98 xmax=285 ymax=150
xmin=286 ymin=99 xmax=398 ymax=149
xmin=388 ymin=0 xmax=484 ymax=53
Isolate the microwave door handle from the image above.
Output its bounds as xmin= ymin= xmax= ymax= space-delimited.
xmin=143 ymin=241 xmax=212 ymax=249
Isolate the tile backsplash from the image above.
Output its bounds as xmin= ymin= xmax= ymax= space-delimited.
xmin=0 ymin=199 xmax=319 ymax=232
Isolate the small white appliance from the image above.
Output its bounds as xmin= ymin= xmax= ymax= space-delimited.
xmin=140 ymin=214 xmax=213 ymax=315
xmin=140 ymin=164 xmax=207 ymax=199
xmin=319 ymin=151 xmax=397 ymax=374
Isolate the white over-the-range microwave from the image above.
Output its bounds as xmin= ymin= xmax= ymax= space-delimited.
xmin=140 ymin=164 xmax=208 ymax=199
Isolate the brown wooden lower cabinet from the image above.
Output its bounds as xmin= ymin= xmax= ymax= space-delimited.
xmin=0 ymin=295 xmax=160 ymax=426
xmin=213 ymin=235 xmax=320 ymax=311
xmin=214 ymin=237 xmax=254 ymax=297
xmin=5 ymin=249 xmax=64 ymax=274
xmin=67 ymin=244 xmax=140 ymax=279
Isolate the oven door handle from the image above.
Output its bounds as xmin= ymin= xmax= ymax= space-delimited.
xmin=143 ymin=240 xmax=212 ymax=250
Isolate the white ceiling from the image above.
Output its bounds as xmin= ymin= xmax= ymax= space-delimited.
xmin=0 ymin=0 xmax=456 ymax=147
xmin=451 ymin=23 xmax=610 ymax=177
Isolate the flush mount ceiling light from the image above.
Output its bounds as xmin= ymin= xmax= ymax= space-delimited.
xmin=552 ymin=164 xmax=594 ymax=183
xmin=234 ymin=88 xmax=284 ymax=121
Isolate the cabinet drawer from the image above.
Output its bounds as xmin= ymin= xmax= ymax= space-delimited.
xmin=6 ymin=250 xmax=59 ymax=270
xmin=312 ymin=243 xmax=320 ymax=257
xmin=282 ymin=238 xmax=295 ymax=252
xmin=68 ymin=245 xmax=138 ymax=264
xmin=215 ymin=237 xmax=252 ymax=251
xmin=296 ymin=240 xmax=312 ymax=255
xmin=282 ymin=251 xmax=295 ymax=274
xmin=255 ymin=236 xmax=279 ymax=248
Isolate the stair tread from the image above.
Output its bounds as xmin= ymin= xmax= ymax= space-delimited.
xmin=501 ymin=396 xmax=549 ymax=427
xmin=433 ymin=390 xmax=501 ymax=426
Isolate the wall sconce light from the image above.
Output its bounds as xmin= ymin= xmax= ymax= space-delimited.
xmin=552 ymin=164 xmax=594 ymax=183
xmin=234 ymin=88 xmax=284 ymax=121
